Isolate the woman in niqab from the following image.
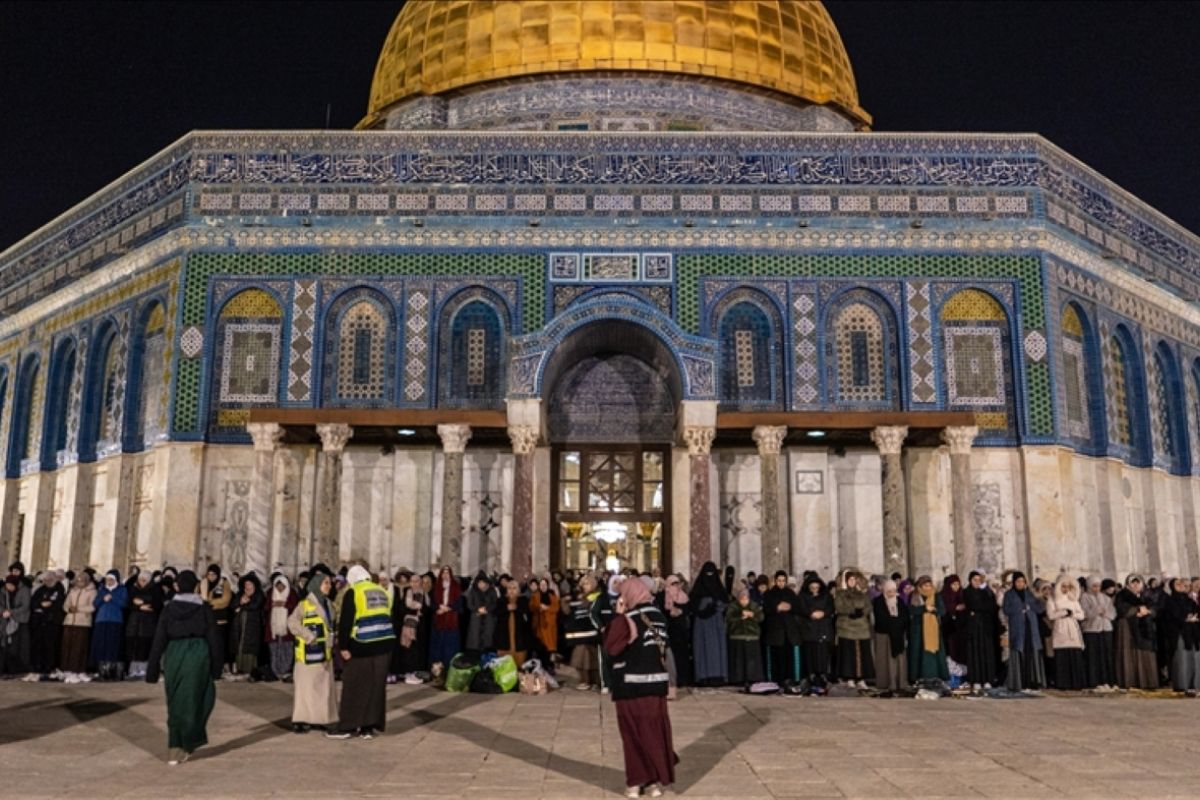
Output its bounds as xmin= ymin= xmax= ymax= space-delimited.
xmin=689 ymin=562 xmax=728 ymax=686
xmin=962 ymin=571 xmax=998 ymax=689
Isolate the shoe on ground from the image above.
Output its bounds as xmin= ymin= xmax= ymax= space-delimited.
xmin=325 ymin=731 xmax=353 ymax=740
xmin=575 ymin=683 xmax=592 ymax=691
xmin=646 ymin=783 xmax=664 ymax=797
xmin=624 ymin=787 xmax=640 ymax=798
xmin=600 ymin=687 xmax=610 ymax=695
xmin=292 ymin=723 xmax=310 ymax=734
xmin=359 ymin=730 xmax=375 ymax=740
xmin=166 ymin=748 xmax=190 ymax=765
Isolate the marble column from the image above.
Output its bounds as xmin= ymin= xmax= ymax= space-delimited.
xmin=870 ymin=425 xmax=910 ymax=577
xmin=0 ymin=478 xmax=19 ymax=567
xmin=752 ymin=425 xmax=788 ymax=574
xmin=314 ymin=423 xmax=352 ymax=568
xmin=682 ymin=425 xmax=715 ymax=579
xmin=508 ymin=425 xmax=538 ymax=580
xmin=942 ymin=425 xmax=979 ymax=575
xmin=245 ymin=422 xmax=283 ymax=578
xmin=436 ymin=423 xmax=471 ymax=568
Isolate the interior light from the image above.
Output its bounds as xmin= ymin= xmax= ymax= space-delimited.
xmin=806 ymin=430 xmax=827 ymax=438
xmin=397 ymin=428 xmax=416 ymax=436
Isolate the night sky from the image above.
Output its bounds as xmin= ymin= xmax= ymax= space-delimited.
xmin=1 ymin=1 xmax=1197 ymax=253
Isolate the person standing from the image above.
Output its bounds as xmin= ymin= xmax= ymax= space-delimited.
xmin=605 ymin=574 xmax=677 ymax=798
xmin=907 ymin=576 xmax=949 ymax=682
xmin=962 ymin=571 xmax=998 ymax=690
xmin=28 ymin=571 xmax=66 ymax=678
xmin=530 ymin=577 xmax=560 ymax=663
xmin=463 ymin=572 xmax=498 ymax=658
xmin=494 ymin=579 xmax=533 ymax=667
xmin=798 ymin=573 xmax=835 ymax=688
xmin=659 ymin=574 xmax=691 ymax=689
xmin=327 ymin=566 xmax=395 ymax=740
xmin=265 ymin=574 xmax=298 ymax=681
xmin=939 ymin=575 xmax=967 ymax=670
xmin=396 ymin=572 xmax=430 ymax=678
xmin=871 ymin=580 xmax=909 ymax=692
xmin=761 ymin=571 xmax=802 ymax=686
xmin=833 ymin=569 xmax=874 ymax=689
xmin=1 ymin=571 xmax=32 ymax=676
xmin=91 ymin=570 xmax=128 ymax=680
xmin=145 ymin=570 xmax=224 ymax=765
xmin=199 ymin=564 xmax=232 ymax=673
xmin=1001 ymin=571 xmax=1046 ymax=692
xmin=1114 ymin=574 xmax=1158 ymax=689
xmin=565 ymin=573 xmax=602 ymax=690
xmin=689 ymin=562 xmax=728 ymax=687
xmin=287 ymin=572 xmax=338 ymax=733
xmin=125 ymin=570 xmax=162 ymax=679
xmin=1079 ymin=576 xmax=1117 ymax=690
xmin=725 ymin=586 xmax=763 ymax=687
xmin=60 ymin=572 xmax=97 ymax=679
xmin=1161 ymin=576 xmax=1200 ymax=693
xmin=1045 ymin=574 xmax=1087 ymax=690
xmin=429 ymin=566 xmax=462 ymax=670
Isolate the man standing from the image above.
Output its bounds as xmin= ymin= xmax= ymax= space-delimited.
xmin=327 ymin=565 xmax=395 ymax=740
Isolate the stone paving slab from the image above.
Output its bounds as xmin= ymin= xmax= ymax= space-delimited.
xmin=0 ymin=681 xmax=1198 ymax=799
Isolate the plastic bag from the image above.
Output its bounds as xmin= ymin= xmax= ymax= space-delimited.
xmin=491 ymin=655 xmax=518 ymax=693
xmin=445 ymin=653 xmax=480 ymax=693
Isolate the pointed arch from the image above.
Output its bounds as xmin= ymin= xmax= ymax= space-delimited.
xmin=1103 ymin=324 xmax=1150 ymax=465
xmin=1151 ymin=341 xmax=1189 ymax=474
xmin=79 ymin=318 xmax=122 ymax=461
xmin=712 ymin=289 xmax=784 ymax=409
xmin=438 ymin=288 xmax=509 ymax=408
xmin=126 ymin=299 xmax=168 ymax=451
xmin=823 ymin=288 xmax=901 ymax=409
xmin=1059 ymin=301 xmax=1104 ymax=449
xmin=6 ymin=354 xmax=39 ymax=478
xmin=939 ymin=287 xmax=1018 ymax=437
xmin=210 ymin=287 xmax=284 ymax=435
xmin=322 ymin=286 xmax=396 ymax=407
xmin=40 ymin=336 xmax=78 ymax=470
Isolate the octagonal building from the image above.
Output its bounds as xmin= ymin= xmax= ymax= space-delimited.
xmin=2 ymin=1 xmax=1198 ymax=583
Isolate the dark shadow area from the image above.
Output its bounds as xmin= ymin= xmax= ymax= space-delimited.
xmin=0 ymin=697 xmax=149 ymax=747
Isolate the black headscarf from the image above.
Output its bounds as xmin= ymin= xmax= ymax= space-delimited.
xmin=206 ymin=563 xmax=221 ymax=582
xmin=723 ymin=565 xmax=735 ymax=595
xmin=176 ymin=570 xmax=200 ymax=594
xmin=1010 ymin=570 xmax=1028 ymax=601
xmin=691 ymin=561 xmax=726 ymax=618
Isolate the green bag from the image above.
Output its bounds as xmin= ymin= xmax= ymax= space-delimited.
xmin=491 ymin=655 xmax=518 ymax=693
xmin=445 ymin=653 xmax=479 ymax=693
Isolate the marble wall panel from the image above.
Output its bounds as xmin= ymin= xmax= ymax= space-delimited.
xmin=971 ymin=448 xmax=1023 ymax=578
xmin=716 ymin=450 xmax=762 ymax=576
xmin=787 ymin=448 xmax=835 ymax=579
xmin=392 ymin=448 xmax=434 ymax=573
xmin=830 ymin=450 xmax=883 ymax=575
xmin=197 ymin=445 xmax=254 ymax=573
xmin=670 ymin=447 xmax=691 ymax=577
xmin=904 ymin=447 xmax=953 ymax=579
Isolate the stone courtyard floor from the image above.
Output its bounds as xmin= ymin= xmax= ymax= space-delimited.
xmin=0 ymin=680 xmax=1197 ymax=799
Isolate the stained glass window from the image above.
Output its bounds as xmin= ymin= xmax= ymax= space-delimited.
xmin=718 ymin=301 xmax=773 ymax=405
xmin=445 ymin=300 xmax=504 ymax=405
xmin=1109 ymin=337 xmax=1132 ymax=447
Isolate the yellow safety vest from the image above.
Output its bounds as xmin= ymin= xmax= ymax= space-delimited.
xmin=294 ymin=598 xmax=331 ymax=664
xmin=350 ymin=581 xmax=396 ymax=644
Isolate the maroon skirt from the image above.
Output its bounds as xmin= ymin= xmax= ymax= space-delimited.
xmin=614 ymin=695 xmax=678 ymax=789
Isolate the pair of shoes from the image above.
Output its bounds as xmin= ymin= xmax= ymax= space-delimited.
xmin=325 ymin=731 xmax=353 ymax=740
xmin=646 ymin=784 xmax=664 ymax=798
xmin=624 ymin=787 xmax=640 ymax=798
xmin=166 ymin=748 xmax=190 ymax=766
xmin=855 ymin=680 xmax=869 ymax=690
xmin=291 ymin=723 xmax=310 ymax=734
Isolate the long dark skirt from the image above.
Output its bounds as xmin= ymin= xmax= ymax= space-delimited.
xmin=691 ymin=613 xmax=727 ymax=684
xmin=338 ymin=653 xmax=389 ymax=733
xmin=1083 ymin=631 xmax=1114 ymax=687
xmin=728 ymin=639 xmax=763 ymax=684
xmin=30 ymin=621 xmax=61 ymax=674
xmin=836 ymin=638 xmax=875 ymax=681
xmin=162 ymin=637 xmax=216 ymax=753
xmin=90 ymin=622 xmax=123 ymax=666
xmin=767 ymin=644 xmax=801 ymax=684
xmin=1053 ymin=647 xmax=1087 ymax=690
xmin=60 ymin=626 xmax=91 ymax=673
xmin=1170 ymin=640 xmax=1200 ymax=692
xmin=428 ymin=628 xmax=459 ymax=669
xmin=615 ymin=696 xmax=678 ymax=789
xmin=1004 ymin=645 xmax=1045 ymax=691
xmin=396 ymin=634 xmax=428 ymax=675
xmin=126 ymin=634 xmax=153 ymax=663
xmin=872 ymin=632 xmax=907 ymax=691
xmin=0 ymin=627 xmax=29 ymax=675
xmin=801 ymin=641 xmax=831 ymax=680
xmin=964 ymin=628 xmax=998 ymax=685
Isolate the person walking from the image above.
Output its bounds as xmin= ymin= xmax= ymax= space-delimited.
xmin=327 ymin=566 xmax=395 ymax=740
xmin=287 ymin=572 xmax=338 ymax=733
xmin=145 ymin=570 xmax=224 ymax=765
xmin=606 ymin=573 xmax=677 ymax=798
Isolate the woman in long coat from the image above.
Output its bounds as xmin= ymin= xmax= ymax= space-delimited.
xmin=60 ymin=572 xmax=97 ymax=676
xmin=1079 ymin=576 xmax=1117 ymax=689
xmin=529 ymin=578 xmax=560 ymax=660
xmin=91 ymin=570 xmax=128 ymax=680
xmin=833 ymin=569 xmax=873 ymax=688
xmin=287 ymin=572 xmax=338 ymax=732
xmin=494 ymin=579 xmax=533 ymax=667
xmin=1114 ymin=574 xmax=1158 ymax=689
xmin=146 ymin=571 xmax=224 ymax=764
xmin=689 ymin=562 xmax=728 ymax=686
xmin=940 ymin=574 xmax=967 ymax=668
xmin=798 ymin=574 xmax=835 ymax=686
xmin=1001 ymin=571 xmax=1045 ymax=691
xmin=962 ymin=571 xmax=998 ymax=689
xmin=464 ymin=572 xmax=498 ymax=656
xmin=908 ymin=576 xmax=949 ymax=682
xmin=660 ymin=574 xmax=691 ymax=688
xmin=230 ymin=573 xmax=265 ymax=677
xmin=429 ymin=566 xmax=462 ymax=668
xmin=1161 ymin=576 xmax=1200 ymax=692
xmin=872 ymin=580 xmax=909 ymax=691
xmin=125 ymin=571 xmax=162 ymax=679
xmin=396 ymin=572 xmax=430 ymax=676
xmin=1045 ymin=573 xmax=1087 ymax=690
xmin=761 ymin=571 xmax=802 ymax=685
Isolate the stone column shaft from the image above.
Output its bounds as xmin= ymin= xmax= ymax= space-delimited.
xmin=753 ymin=425 xmax=788 ymax=574
xmin=508 ymin=426 xmax=538 ymax=580
xmin=683 ymin=425 xmax=715 ymax=579
xmin=314 ymin=423 xmax=352 ymax=568
xmin=245 ymin=422 xmax=284 ymax=577
xmin=943 ymin=426 xmax=979 ymax=574
xmin=437 ymin=424 xmax=471 ymax=568
xmin=871 ymin=426 xmax=910 ymax=578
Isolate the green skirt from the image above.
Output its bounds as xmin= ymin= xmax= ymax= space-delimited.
xmin=163 ymin=637 xmax=216 ymax=752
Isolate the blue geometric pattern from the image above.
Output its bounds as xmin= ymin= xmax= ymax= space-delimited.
xmin=441 ymin=299 xmax=505 ymax=407
xmin=718 ymin=302 xmax=775 ymax=408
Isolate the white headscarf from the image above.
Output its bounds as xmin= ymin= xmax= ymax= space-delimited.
xmin=346 ymin=565 xmax=372 ymax=585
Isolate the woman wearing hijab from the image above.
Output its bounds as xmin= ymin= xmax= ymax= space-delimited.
xmin=659 ymin=574 xmax=692 ymax=689
xmin=397 ymin=572 xmax=430 ymax=678
xmin=939 ymin=574 xmax=967 ymax=669
xmin=123 ymin=570 xmax=161 ymax=679
xmin=605 ymin=575 xmax=677 ymax=798
xmin=1161 ymin=576 xmax=1200 ymax=693
xmin=961 ymin=571 xmax=998 ymax=690
xmin=725 ymin=585 xmax=763 ymax=687
xmin=287 ymin=571 xmax=338 ymax=733
xmin=27 ymin=570 xmax=65 ymax=679
xmin=871 ymin=579 xmax=909 ymax=691
xmin=230 ymin=573 xmax=265 ymax=679
xmin=464 ymin=571 xmax=498 ymax=657
xmin=529 ymin=577 xmax=561 ymax=662
xmin=833 ymin=569 xmax=874 ymax=689
xmin=762 ymin=570 xmax=802 ymax=685
xmin=494 ymin=579 xmax=533 ymax=667
xmin=60 ymin=571 xmax=97 ymax=679
xmin=1080 ymin=576 xmax=1117 ymax=690
xmin=91 ymin=570 xmax=128 ymax=680
xmin=1045 ymin=573 xmax=1087 ymax=690
xmin=798 ymin=573 xmax=835 ymax=688
xmin=566 ymin=573 xmax=602 ymax=689
xmin=429 ymin=566 xmax=462 ymax=669
xmin=328 ymin=565 xmax=396 ymax=740
xmin=1001 ymin=571 xmax=1045 ymax=692
xmin=689 ymin=561 xmax=728 ymax=686
xmin=265 ymin=574 xmax=297 ymax=682
xmin=907 ymin=576 xmax=949 ymax=681
xmin=146 ymin=570 xmax=224 ymax=765
xmin=1114 ymin=574 xmax=1158 ymax=689
xmin=199 ymin=564 xmax=232 ymax=672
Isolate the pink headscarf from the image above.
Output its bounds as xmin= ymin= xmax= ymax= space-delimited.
xmin=618 ymin=575 xmax=653 ymax=609
xmin=664 ymin=575 xmax=689 ymax=613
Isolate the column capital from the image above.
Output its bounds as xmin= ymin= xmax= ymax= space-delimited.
xmin=437 ymin=423 xmax=472 ymax=454
xmin=681 ymin=425 xmax=715 ymax=456
xmin=507 ymin=425 xmax=539 ymax=455
xmin=941 ymin=425 xmax=979 ymax=455
xmin=870 ymin=425 xmax=909 ymax=456
xmin=752 ymin=425 xmax=788 ymax=456
xmin=246 ymin=422 xmax=284 ymax=453
xmin=315 ymin=422 xmax=353 ymax=454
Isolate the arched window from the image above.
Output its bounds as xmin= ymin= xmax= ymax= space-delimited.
xmin=1059 ymin=303 xmax=1102 ymax=447
xmin=128 ymin=302 xmax=167 ymax=449
xmin=1103 ymin=325 xmax=1149 ymax=464
xmin=826 ymin=290 xmax=899 ymax=408
xmin=5 ymin=354 xmax=39 ymax=477
xmin=440 ymin=298 xmax=505 ymax=406
xmin=940 ymin=288 xmax=1016 ymax=436
xmin=210 ymin=288 xmax=284 ymax=434
xmin=1190 ymin=360 xmax=1200 ymax=472
xmin=1151 ymin=342 xmax=1189 ymax=474
xmin=717 ymin=300 xmax=777 ymax=407
xmin=78 ymin=321 xmax=122 ymax=461
xmin=41 ymin=338 xmax=77 ymax=470
xmin=323 ymin=288 xmax=396 ymax=406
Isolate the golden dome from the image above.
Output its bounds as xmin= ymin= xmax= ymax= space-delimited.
xmin=361 ymin=0 xmax=870 ymax=128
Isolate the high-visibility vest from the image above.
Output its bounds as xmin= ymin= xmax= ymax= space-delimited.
xmin=294 ymin=598 xmax=331 ymax=664
xmin=350 ymin=581 xmax=396 ymax=644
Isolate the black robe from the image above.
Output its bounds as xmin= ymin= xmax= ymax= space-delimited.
xmin=963 ymin=586 xmax=998 ymax=685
